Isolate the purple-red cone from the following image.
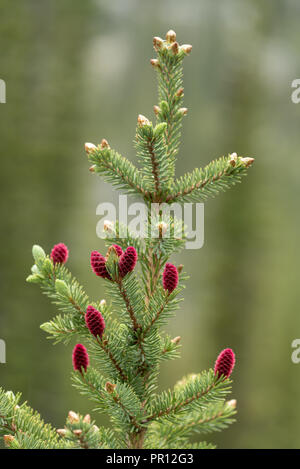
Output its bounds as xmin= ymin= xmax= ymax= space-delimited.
xmin=119 ymin=246 xmax=137 ymax=277
xmin=51 ymin=243 xmax=69 ymax=265
xmin=85 ymin=305 xmax=105 ymax=339
xmin=72 ymin=344 xmax=89 ymax=373
xmin=90 ymin=251 xmax=111 ymax=279
xmin=162 ymin=263 xmax=178 ymax=293
xmin=214 ymin=348 xmax=235 ymax=379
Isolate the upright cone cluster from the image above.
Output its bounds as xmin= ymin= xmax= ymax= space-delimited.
xmin=72 ymin=344 xmax=89 ymax=373
xmin=162 ymin=263 xmax=179 ymax=293
xmin=51 ymin=243 xmax=69 ymax=265
xmin=214 ymin=348 xmax=235 ymax=379
xmin=85 ymin=305 xmax=105 ymax=339
xmin=90 ymin=245 xmax=137 ymax=280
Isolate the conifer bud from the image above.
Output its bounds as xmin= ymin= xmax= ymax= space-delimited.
xmin=153 ymin=105 xmax=161 ymax=115
xmin=57 ymin=429 xmax=67 ymax=437
xmin=171 ymin=41 xmax=179 ymax=55
xmin=157 ymin=221 xmax=168 ymax=237
xmin=181 ymin=44 xmax=192 ymax=54
xmin=160 ymin=100 xmax=169 ymax=114
xmin=51 ymin=243 xmax=69 ymax=265
xmin=89 ymin=165 xmax=96 ymax=172
xmin=26 ymin=274 xmax=42 ymax=284
xmin=153 ymin=36 xmax=163 ymax=51
xmin=55 ymin=279 xmax=70 ymax=297
xmin=68 ymin=411 xmax=80 ymax=424
xmin=118 ymin=246 xmax=138 ymax=278
xmin=171 ymin=336 xmax=181 ymax=345
xmin=90 ymin=251 xmax=111 ymax=279
xmin=85 ymin=142 xmax=97 ymax=154
xmin=32 ymin=244 xmax=46 ymax=262
xmin=100 ymin=299 xmax=106 ymax=307
xmin=163 ymin=263 xmax=179 ymax=293
xmin=4 ymin=435 xmax=14 ymax=446
xmin=85 ymin=305 xmax=105 ymax=339
xmin=229 ymin=152 xmax=238 ymax=167
xmin=83 ymin=414 xmax=91 ymax=424
xmin=226 ymin=399 xmax=237 ymax=409
xmin=178 ymin=107 xmax=188 ymax=116
xmin=138 ymin=114 xmax=150 ymax=127
xmin=154 ymin=122 xmax=167 ymax=138
xmin=176 ymin=87 xmax=184 ymax=97
xmin=214 ymin=348 xmax=235 ymax=379
xmin=177 ymin=264 xmax=184 ymax=274
xmin=105 ymin=382 xmax=116 ymax=394
xmin=240 ymin=157 xmax=254 ymax=168
xmin=150 ymin=59 xmax=160 ymax=69
xmin=100 ymin=138 xmax=110 ymax=149
xmin=73 ymin=429 xmax=82 ymax=436
xmin=103 ymin=220 xmax=114 ymax=233
xmin=166 ymin=29 xmax=176 ymax=43
xmin=72 ymin=344 xmax=89 ymax=373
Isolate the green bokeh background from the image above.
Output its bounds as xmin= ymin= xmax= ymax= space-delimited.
xmin=1 ymin=0 xmax=300 ymax=449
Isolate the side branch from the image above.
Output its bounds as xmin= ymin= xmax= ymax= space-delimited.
xmin=146 ymin=382 xmax=216 ymax=423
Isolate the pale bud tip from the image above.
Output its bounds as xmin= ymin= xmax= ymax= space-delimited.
xmin=85 ymin=142 xmax=97 ymax=154
xmin=57 ymin=429 xmax=67 ymax=437
xmin=100 ymin=138 xmax=110 ymax=149
xmin=4 ymin=435 xmax=15 ymax=445
xmin=229 ymin=153 xmax=238 ymax=167
xmin=227 ymin=399 xmax=237 ymax=409
xmin=157 ymin=221 xmax=168 ymax=236
xmin=181 ymin=44 xmax=192 ymax=54
xmin=100 ymin=299 xmax=107 ymax=307
xmin=73 ymin=429 xmax=83 ymax=436
xmin=150 ymin=59 xmax=160 ymax=68
xmin=171 ymin=336 xmax=181 ymax=345
xmin=103 ymin=220 xmax=114 ymax=232
xmin=241 ymin=157 xmax=254 ymax=168
xmin=166 ymin=29 xmax=176 ymax=43
xmin=83 ymin=414 xmax=91 ymax=424
xmin=153 ymin=105 xmax=161 ymax=115
xmin=68 ymin=410 xmax=80 ymax=423
xmin=138 ymin=114 xmax=150 ymax=127
xmin=179 ymin=107 xmax=188 ymax=116
xmin=153 ymin=36 xmax=163 ymax=50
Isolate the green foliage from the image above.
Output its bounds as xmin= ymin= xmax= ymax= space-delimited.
xmin=1 ymin=30 xmax=254 ymax=449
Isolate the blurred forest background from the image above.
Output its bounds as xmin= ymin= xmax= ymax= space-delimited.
xmin=1 ymin=0 xmax=300 ymax=449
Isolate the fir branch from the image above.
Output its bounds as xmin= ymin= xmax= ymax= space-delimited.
xmin=145 ymin=370 xmax=232 ymax=423
xmin=87 ymin=144 xmax=151 ymax=198
xmin=166 ymin=155 xmax=254 ymax=203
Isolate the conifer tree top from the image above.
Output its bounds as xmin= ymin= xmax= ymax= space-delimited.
xmin=0 ymin=29 xmax=254 ymax=450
